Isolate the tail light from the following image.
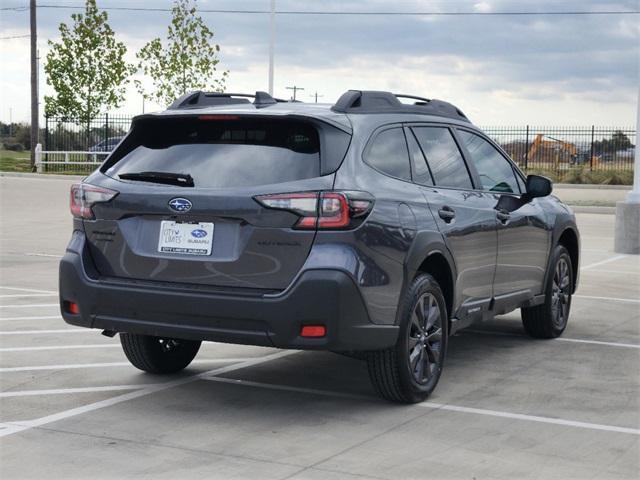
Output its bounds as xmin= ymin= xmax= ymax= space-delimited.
xmin=70 ymin=183 xmax=118 ymax=219
xmin=255 ymin=191 xmax=374 ymax=230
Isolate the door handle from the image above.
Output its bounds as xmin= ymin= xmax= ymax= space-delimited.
xmin=438 ymin=206 xmax=456 ymax=223
xmin=496 ymin=210 xmax=510 ymax=224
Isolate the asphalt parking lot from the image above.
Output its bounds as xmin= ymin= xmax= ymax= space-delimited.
xmin=0 ymin=174 xmax=638 ymax=480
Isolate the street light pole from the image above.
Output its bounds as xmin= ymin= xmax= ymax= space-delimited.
xmin=627 ymin=85 xmax=640 ymax=204
xmin=268 ymin=0 xmax=275 ymax=96
xmin=30 ymin=0 xmax=38 ymax=170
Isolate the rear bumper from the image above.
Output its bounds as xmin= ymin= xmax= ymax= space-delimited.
xmin=59 ymin=232 xmax=398 ymax=351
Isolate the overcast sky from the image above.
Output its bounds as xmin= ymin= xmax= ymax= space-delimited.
xmin=0 ymin=0 xmax=638 ymax=125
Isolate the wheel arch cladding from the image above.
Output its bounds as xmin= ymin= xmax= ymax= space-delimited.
xmin=416 ymin=252 xmax=454 ymax=324
xmin=558 ymin=227 xmax=579 ymax=293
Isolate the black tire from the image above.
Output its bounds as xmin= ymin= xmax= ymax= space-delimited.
xmin=366 ymin=274 xmax=448 ymax=403
xmin=333 ymin=351 xmax=368 ymax=361
xmin=119 ymin=333 xmax=201 ymax=374
xmin=521 ymin=245 xmax=573 ymax=339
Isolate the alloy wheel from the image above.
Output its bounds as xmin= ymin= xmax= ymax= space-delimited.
xmin=551 ymin=257 xmax=571 ymax=329
xmin=408 ymin=293 xmax=443 ymax=384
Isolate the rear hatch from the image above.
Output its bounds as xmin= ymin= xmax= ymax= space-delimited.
xmin=82 ymin=114 xmax=351 ymax=292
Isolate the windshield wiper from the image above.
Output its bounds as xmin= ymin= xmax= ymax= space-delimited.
xmin=118 ymin=171 xmax=194 ymax=187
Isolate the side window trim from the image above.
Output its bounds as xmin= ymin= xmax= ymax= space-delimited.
xmin=403 ymin=125 xmax=435 ymax=186
xmin=401 ymin=127 xmax=415 ymax=181
xmin=446 ymin=126 xmax=479 ymax=190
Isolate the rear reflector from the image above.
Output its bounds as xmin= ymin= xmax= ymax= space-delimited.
xmin=63 ymin=301 xmax=80 ymax=315
xmin=300 ymin=325 xmax=326 ymax=338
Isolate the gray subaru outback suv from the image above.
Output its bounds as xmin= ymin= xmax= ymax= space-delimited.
xmin=60 ymin=90 xmax=580 ymax=403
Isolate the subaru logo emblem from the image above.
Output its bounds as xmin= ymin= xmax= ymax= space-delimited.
xmin=168 ymin=197 xmax=192 ymax=213
xmin=191 ymin=229 xmax=207 ymax=238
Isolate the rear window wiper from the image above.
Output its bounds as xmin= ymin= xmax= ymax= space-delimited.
xmin=118 ymin=171 xmax=194 ymax=187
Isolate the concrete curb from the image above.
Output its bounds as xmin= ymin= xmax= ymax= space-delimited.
xmin=555 ymin=184 xmax=630 ymax=191
xmin=0 ymin=173 xmax=631 ymax=188
xmin=0 ymin=172 xmax=86 ymax=181
xmin=570 ymin=206 xmax=616 ymax=215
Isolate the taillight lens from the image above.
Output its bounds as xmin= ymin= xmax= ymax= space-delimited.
xmin=70 ymin=183 xmax=118 ymax=219
xmin=255 ymin=191 xmax=373 ymax=230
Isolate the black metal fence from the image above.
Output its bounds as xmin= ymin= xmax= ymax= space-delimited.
xmin=481 ymin=126 xmax=636 ymax=174
xmin=44 ymin=115 xmax=635 ymax=176
xmin=44 ymin=114 xmax=132 ymax=152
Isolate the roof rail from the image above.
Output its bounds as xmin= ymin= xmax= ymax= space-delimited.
xmin=167 ymin=91 xmax=287 ymax=110
xmin=331 ymin=90 xmax=469 ymax=122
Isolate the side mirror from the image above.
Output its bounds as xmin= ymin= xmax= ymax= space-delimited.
xmin=525 ymin=174 xmax=552 ymax=200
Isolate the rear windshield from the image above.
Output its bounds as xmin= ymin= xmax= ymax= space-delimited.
xmin=103 ymin=117 xmax=321 ymax=188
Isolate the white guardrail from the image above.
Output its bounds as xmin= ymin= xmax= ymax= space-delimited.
xmin=34 ymin=144 xmax=109 ymax=173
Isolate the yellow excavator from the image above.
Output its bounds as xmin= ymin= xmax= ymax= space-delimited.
xmin=526 ymin=134 xmax=598 ymax=169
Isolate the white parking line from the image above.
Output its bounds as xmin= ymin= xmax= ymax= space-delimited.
xmin=581 ymin=268 xmax=640 ymax=275
xmin=0 ymin=350 xmax=298 ymax=437
xmin=204 ymin=377 xmax=640 ymax=436
xmin=0 ymin=329 xmax=89 ymax=335
xmin=575 ymin=295 xmax=640 ymax=304
xmin=464 ymin=329 xmax=640 ymax=349
xmin=581 ymin=254 xmax=628 ymax=271
xmin=0 ymin=304 xmax=58 ymax=309
xmin=0 ymin=294 xmax=58 ymax=298
xmin=0 ymin=286 xmax=57 ymax=294
xmin=416 ymin=402 xmax=640 ymax=436
xmin=555 ymin=337 xmax=640 ymax=349
xmin=0 ymin=358 xmax=252 ymax=373
xmin=24 ymin=253 xmax=63 ymax=258
xmin=0 ymin=316 xmax=61 ymax=322
xmin=0 ymin=384 xmax=163 ymax=398
xmin=0 ymin=344 xmax=120 ymax=352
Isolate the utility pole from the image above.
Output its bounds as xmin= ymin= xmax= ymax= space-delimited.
xmin=268 ymin=0 xmax=275 ymax=96
xmin=286 ymin=85 xmax=304 ymax=101
xmin=310 ymin=92 xmax=323 ymax=103
xmin=30 ymin=0 xmax=38 ymax=170
xmin=9 ymin=108 xmax=12 ymax=136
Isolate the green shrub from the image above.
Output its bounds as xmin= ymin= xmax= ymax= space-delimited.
xmin=522 ymin=167 xmax=633 ymax=185
xmin=3 ymin=142 xmax=24 ymax=152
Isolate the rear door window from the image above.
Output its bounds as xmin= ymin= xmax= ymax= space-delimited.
xmin=104 ymin=117 xmax=321 ymax=188
xmin=364 ymin=128 xmax=411 ymax=181
xmin=457 ymin=130 xmax=520 ymax=194
xmin=411 ymin=127 xmax=473 ymax=189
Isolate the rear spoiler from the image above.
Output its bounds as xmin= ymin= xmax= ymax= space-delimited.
xmin=168 ymin=91 xmax=287 ymax=110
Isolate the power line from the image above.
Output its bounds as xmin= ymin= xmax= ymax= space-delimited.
xmin=0 ymin=34 xmax=30 ymax=40
xmin=29 ymin=5 xmax=640 ymax=16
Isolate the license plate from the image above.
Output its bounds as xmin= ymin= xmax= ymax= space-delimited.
xmin=158 ymin=221 xmax=214 ymax=255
